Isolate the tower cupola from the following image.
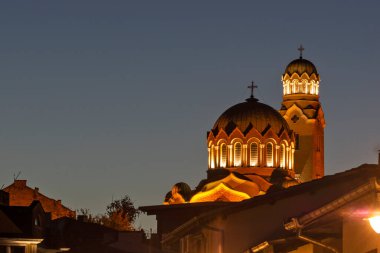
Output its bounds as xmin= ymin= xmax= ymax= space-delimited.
xmin=282 ymin=45 xmax=320 ymax=97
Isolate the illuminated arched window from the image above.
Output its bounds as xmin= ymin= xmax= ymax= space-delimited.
xmin=280 ymin=144 xmax=286 ymax=168
xmin=311 ymin=83 xmax=315 ymax=94
xmin=250 ymin=143 xmax=258 ymax=166
xmin=234 ymin=142 xmax=242 ymax=167
xmin=210 ymin=145 xmax=215 ymax=169
xmin=266 ymin=143 xmax=273 ymax=167
xmin=220 ymin=144 xmax=227 ymax=168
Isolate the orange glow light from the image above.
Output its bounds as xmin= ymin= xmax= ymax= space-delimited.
xmin=369 ymin=216 xmax=380 ymax=233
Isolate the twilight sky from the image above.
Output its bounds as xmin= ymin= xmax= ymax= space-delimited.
xmin=0 ymin=1 xmax=379 ymax=230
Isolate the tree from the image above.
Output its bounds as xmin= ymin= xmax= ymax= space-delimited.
xmin=102 ymin=195 xmax=140 ymax=231
xmin=78 ymin=195 xmax=140 ymax=231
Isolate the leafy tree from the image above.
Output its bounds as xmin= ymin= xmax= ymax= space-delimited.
xmin=103 ymin=195 xmax=140 ymax=231
xmin=78 ymin=195 xmax=140 ymax=231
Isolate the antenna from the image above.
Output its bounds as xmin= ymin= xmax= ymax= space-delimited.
xmin=13 ymin=171 xmax=21 ymax=181
xmin=373 ymin=145 xmax=380 ymax=167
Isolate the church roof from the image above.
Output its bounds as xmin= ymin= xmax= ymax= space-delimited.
xmin=284 ymin=58 xmax=318 ymax=77
xmin=212 ymin=98 xmax=291 ymax=135
xmin=190 ymin=173 xmax=261 ymax=202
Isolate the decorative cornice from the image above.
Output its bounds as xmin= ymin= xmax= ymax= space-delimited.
xmin=208 ymin=124 xmax=294 ymax=145
xmin=282 ymin=72 xmax=320 ymax=82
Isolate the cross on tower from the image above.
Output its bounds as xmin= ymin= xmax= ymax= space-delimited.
xmin=247 ymin=81 xmax=258 ymax=99
xmin=298 ymin=44 xmax=305 ymax=59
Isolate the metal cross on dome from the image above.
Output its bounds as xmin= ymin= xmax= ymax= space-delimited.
xmin=248 ymin=81 xmax=258 ymax=99
xmin=298 ymin=44 xmax=305 ymax=59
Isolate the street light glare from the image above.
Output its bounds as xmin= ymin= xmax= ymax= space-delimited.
xmin=369 ymin=216 xmax=380 ymax=233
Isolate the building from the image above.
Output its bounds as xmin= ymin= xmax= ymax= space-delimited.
xmin=140 ymin=48 xmax=380 ymax=253
xmin=161 ymin=163 xmax=380 ymax=253
xmin=3 ymin=180 xmax=75 ymax=220
xmin=0 ymin=191 xmax=45 ymax=253
xmin=1 ymin=181 xmax=155 ymax=253
xmin=159 ymin=47 xmax=324 ymax=205
xmin=279 ymin=48 xmax=325 ymax=181
xmin=47 ymin=217 xmax=158 ymax=253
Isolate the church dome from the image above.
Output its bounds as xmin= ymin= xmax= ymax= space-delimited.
xmin=212 ymin=98 xmax=290 ymax=135
xmin=208 ymin=95 xmax=295 ymax=172
xmin=284 ymin=58 xmax=318 ymax=77
xmin=163 ymin=182 xmax=192 ymax=204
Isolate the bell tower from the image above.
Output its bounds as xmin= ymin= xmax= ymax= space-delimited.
xmin=279 ymin=46 xmax=325 ymax=182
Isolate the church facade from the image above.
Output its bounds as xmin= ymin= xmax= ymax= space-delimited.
xmin=164 ymin=47 xmax=325 ymax=205
xmin=139 ymin=48 xmax=380 ymax=253
xmin=140 ymin=46 xmax=380 ymax=253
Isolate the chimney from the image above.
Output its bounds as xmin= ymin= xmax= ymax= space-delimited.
xmin=34 ymin=187 xmax=39 ymax=198
xmin=14 ymin=180 xmax=27 ymax=188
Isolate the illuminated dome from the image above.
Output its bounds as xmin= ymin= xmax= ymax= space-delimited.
xmin=163 ymin=182 xmax=192 ymax=204
xmin=284 ymin=58 xmax=318 ymax=77
xmin=207 ymin=96 xmax=295 ymax=173
xmin=212 ymin=98 xmax=290 ymax=135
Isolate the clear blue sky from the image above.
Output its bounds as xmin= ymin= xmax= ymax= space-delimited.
xmin=0 ymin=1 xmax=379 ymax=230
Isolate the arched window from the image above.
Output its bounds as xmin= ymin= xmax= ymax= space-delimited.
xmin=266 ymin=143 xmax=273 ymax=167
xmin=280 ymin=144 xmax=286 ymax=168
xmin=220 ymin=144 xmax=227 ymax=168
xmin=210 ymin=145 xmax=215 ymax=169
xmin=234 ymin=142 xmax=242 ymax=167
xmin=250 ymin=143 xmax=258 ymax=166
